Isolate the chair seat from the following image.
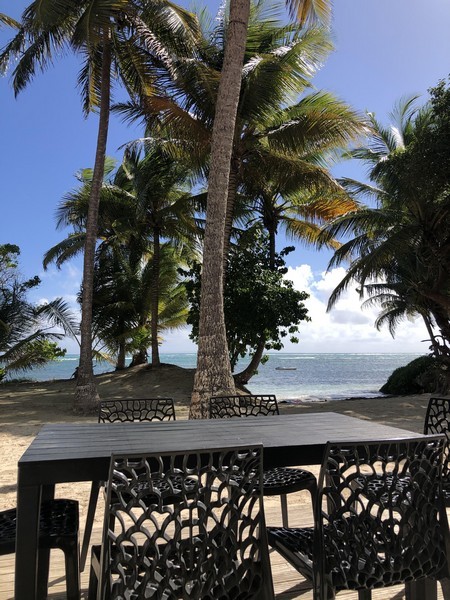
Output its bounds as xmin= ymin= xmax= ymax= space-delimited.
xmin=268 ymin=519 xmax=447 ymax=592
xmin=443 ymin=481 xmax=450 ymax=506
xmin=0 ymin=499 xmax=79 ymax=555
xmin=262 ymin=467 xmax=316 ymax=497
xmin=353 ymin=473 xmax=412 ymax=504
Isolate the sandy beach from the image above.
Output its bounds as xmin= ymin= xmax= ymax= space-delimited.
xmin=0 ymin=362 xmax=433 ymax=514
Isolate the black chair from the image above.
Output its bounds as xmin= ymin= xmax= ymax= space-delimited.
xmin=88 ymin=445 xmax=274 ymax=599
xmin=0 ymin=499 xmax=80 ymax=600
xmin=268 ymin=436 xmax=450 ymax=599
xmin=209 ymin=394 xmax=317 ymax=527
xmin=425 ymin=396 xmax=450 ymax=505
xmin=80 ymin=397 xmax=176 ymax=571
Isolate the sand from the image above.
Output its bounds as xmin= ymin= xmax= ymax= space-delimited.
xmin=0 ymin=363 xmax=434 ymax=512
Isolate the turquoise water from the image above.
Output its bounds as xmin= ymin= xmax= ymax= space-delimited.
xmin=4 ymin=352 xmax=422 ymax=402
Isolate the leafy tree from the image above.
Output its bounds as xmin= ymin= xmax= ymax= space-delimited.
xmin=0 ymin=244 xmax=75 ymax=380
xmin=321 ymin=85 xmax=450 ymax=389
xmin=0 ymin=0 xmax=199 ymax=412
xmin=184 ymin=231 xmax=309 ymax=384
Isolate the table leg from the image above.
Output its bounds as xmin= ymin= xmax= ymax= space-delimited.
xmin=405 ymin=579 xmax=437 ymax=600
xmin=37 ymin=485 xmax=55 ymax=600
xmin=15 ymin=476 xmax=42 ymax=600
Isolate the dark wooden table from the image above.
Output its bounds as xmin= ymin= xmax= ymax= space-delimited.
xmin=15 ymin=412 xmax=423 ymax=599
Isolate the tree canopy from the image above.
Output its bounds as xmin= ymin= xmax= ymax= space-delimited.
xmin=321 ymin=79 xmax=450 ymax=390
xmin=184 ymin=230 xmax=309 ymax=383
xmin=0 ymin=244 xmax=74 ymax=381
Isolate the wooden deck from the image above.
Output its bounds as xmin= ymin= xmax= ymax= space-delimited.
xmin=1 ymin=482 xmax=448 ymax=600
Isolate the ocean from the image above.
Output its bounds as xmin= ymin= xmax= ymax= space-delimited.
xmin=5 ymin=352 xmax=422 ymax=402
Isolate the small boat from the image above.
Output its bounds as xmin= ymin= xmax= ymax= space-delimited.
xmin=275 ymin=366 xmax=297 ymax=370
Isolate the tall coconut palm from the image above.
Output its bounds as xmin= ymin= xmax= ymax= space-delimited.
xmin=188 ymin=0 xmax=331 ymax=417
xmin=0 ymin=0 xmax=198 ymax=412
xmin=118 ymin=2 xmax=360 ymax=416
xmin=45 ymin=147 xmax=198 ymax=366
xmin=118 ymin=4 xmax=362 ymax=267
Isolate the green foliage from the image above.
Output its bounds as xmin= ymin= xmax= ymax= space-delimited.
xmin=380 ymin=356 xmax=437 ymax=395
xmin=323 ymin=81 xmax=450 ymax=379
xmin=46 ymin=147 xmax=196 ymax=366
xmin=184 ymin=231 xmax=310 ymax=370
xmin=0 ymin=244 xmax=71 ymax=380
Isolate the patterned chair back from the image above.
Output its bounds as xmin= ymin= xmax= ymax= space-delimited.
xmin=314 ymin=436 xmax=449 ymax=595
xmin=97 ymin=445 xmax=274 ymax=599
xmin=98 ymin=398 xmax=176 ymax=423
xmin=424 ymin=396 xmax=450 ymax=483
xmin=209 ymin=395 xmax=279 ymax=418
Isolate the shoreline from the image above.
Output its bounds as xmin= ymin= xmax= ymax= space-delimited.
xmin=0 ymin=363 xmax=435 ymax=513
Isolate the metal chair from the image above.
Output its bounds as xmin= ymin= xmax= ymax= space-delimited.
xmin=0 ymin=499 xmax=80 ymax=600
xmin=209 ymin=394 xmax=317 ymax=527
xmin=268 ymin=436 xmax=450 ymax=599
xmin=88 ymin=445 xmax=274 ymax=600
xmin=80 ymin=397 xmax=176 ymax=571
xmin=425 ymin=396 xmax=450 ymax=506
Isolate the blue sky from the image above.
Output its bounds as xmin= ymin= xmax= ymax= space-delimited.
xmin=1 ymin=0 xmax=449 ymax=354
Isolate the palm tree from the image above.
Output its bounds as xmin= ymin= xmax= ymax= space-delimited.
xmin=188 ymin=0 xmax=331 ymax=417
xmin=0 ymin=245 xmax=80 ymax=379
xmin=0 ymin=0 xmax=198 ymax=412
xmin=119 ymin=4 xmax=362 ymax=263
xmin=91 ymin=242 xmax=190 ymax=368
xmin=118 ymin=2 xmax=360 ymax=416
xmin=45 ymin=147 xmax=198 ymax=366
xmin=321 ymin=97 xmax=450 ymax=367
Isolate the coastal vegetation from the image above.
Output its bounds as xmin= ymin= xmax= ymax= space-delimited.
xmin=0 ymin=0 xmax=199 ymax=412
xmin=0 ymin=244 xmax=74 ymax=380
xmin=184 ymin=231 xmax=310 ymax=383
xmin=323 ymin=81 xmax=450 ymax=393
xmin=1 ymin=0 xmax=449 ymax=408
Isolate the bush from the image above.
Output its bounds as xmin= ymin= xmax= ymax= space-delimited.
xmin=380 ymin=356 xmax=436 ymax=394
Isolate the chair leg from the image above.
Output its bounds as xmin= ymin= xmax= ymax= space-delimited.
xmin=36 ymin=547 xmax=51 ymax=600
xmin=80 ymin=480 xmax=101 ymax=571
xmin=358 ymin=590 xmax=372 ymax=600
xmin=406 ymin=578 xmax=437 ymax=600
xmin=63 ymin=540 xmax=81 ymax=600
xmin=309 ymin=481 xmax=318 ymax=512
xmin=314 ymin=581 xmax=335 ymax=600
xmin=440 ymin=578 xmax=450 ymax=600
xmin=280 ymin=494 xmax=289 ymax=528
xmin=88 ymin=548 xmax=100 ymax=600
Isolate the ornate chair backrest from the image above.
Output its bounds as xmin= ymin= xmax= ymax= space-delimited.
xmin=424 ymin=396 xmax=450 ymax=481
xmin=209 ymin=395 xmax=279 ymax=419
xmin=98 ymin=398 xmax=176 ymax=423
xmin=98 ymin=445 xmax=274 ymax=600
xmin=314 ymin=436 xmax=449 ymax=595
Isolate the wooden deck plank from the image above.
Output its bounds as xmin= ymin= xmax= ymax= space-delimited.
xmin=0 ymin=483 xmax=447 ymax=599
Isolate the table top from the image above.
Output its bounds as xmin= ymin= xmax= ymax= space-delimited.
xmin=18 ymin=412 xmax=421 ymax=486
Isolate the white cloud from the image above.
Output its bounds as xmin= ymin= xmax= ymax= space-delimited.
xmin=284 ymin=265 xmax=429 ymax=354
xmin=26 ymin=260 xmax=430 ymax=356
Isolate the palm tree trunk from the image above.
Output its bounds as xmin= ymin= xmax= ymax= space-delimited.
xmin=422 ymin=313 xmax=441 ymax=357
xmin=116 ymin=339 xmax=126 ymax=370
xmin=151 ymin=226 xmax=161 ymax=366
xmin=223 ymin=159 xmax=239 ymax=275
xmin=269 ymin=226 xmax=276 ymax=269
xmin=74 ymin=33 xmax=111 ymax=414
xmin=190 ymin=0 xmax=251 ymax=419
